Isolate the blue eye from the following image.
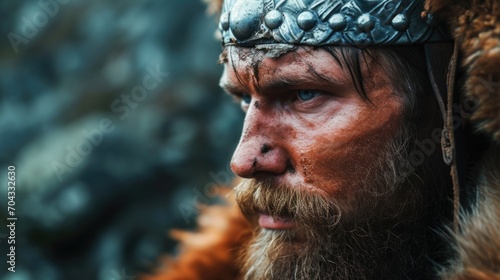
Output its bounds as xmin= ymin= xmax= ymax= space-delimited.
xmin=242 ymin=94 xmax=252 ymax=104
xmin=297 ymin=90 xmax=319 ymax=101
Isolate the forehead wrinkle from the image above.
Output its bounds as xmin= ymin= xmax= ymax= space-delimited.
xmin=227 ymin=46 xmax=348 ymax=94
xmin=227 ymin=46 xmax=259 ymax=94
xmin=288 ymin=48 xmax=344 ymax=86
xmin=305 ymin=63 xmax=342 ymax=86
xmin=296 ymin=46 xmax=344 ymax=73
xmin=252 ymin=60 xmax=262 ymax=92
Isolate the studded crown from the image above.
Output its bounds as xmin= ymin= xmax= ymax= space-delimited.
xmin=219 ymin=0 xmax=450 ymax=47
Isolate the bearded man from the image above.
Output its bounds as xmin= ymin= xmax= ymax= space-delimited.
xmin=142 ymin=0 xmax=500 ymax=279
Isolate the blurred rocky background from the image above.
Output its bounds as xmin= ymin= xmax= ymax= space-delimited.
xmin=0 ymin=0 xmax=243 ymax=279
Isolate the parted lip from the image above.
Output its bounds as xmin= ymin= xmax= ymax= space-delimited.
xmin=258 ymin=213 xmax=296 ymax=229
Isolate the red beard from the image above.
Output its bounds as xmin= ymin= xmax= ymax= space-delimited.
xmin=234 ymin=126 xmax=442 ymax=279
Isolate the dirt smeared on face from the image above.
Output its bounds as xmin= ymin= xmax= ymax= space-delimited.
xmin=302 ymin=60 xmax=403 ymax=196
xmin=225 ymin=45 xmax=403 ymax=196
xmin=223 ymin=45 xmax=446 ymax=280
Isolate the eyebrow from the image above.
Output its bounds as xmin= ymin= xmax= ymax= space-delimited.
xmin=220 ymin=69 xmax=344 ymax=95
xmin=219 ymin=56 xmax=345 ymax=95
xmin=254 ymin=57 xmax=345 ymax=91
xmin=259 ymin=73 xmax=343 ymax=91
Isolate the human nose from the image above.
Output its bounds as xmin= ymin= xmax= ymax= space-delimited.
xmin=230 ymin=102 xmax=288 ymax=178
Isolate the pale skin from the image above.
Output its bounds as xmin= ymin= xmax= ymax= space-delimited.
xmin=220 ymin=46 xmax=405 ymax=229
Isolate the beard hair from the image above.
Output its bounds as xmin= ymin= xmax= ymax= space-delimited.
xmin=235 ymin=124 xmax=437 ymax=280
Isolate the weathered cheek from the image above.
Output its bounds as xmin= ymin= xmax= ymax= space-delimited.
xmin=297 ymin=99 xmax=403 ymax=195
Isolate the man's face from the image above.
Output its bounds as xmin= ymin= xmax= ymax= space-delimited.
xmin=221 ymin=46 xmax=404 ymax=221
xmin=220 ymin=46 xmax=427 ymax=279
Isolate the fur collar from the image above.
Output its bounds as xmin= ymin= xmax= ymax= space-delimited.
xmin=426 ymin=0 xmax=500 ymax=278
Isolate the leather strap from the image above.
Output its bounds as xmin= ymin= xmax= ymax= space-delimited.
xmin=447 ymin=42 xmax=461 ymax=232
xmin=425 ymin=41 xmax=461 ymax=232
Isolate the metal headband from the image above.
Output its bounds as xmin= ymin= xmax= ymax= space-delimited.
xmin=219 ymin=0 xmax=450 ymax=47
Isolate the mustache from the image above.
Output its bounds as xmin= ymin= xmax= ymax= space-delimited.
xmin=234 ymin=179 xmax=341 ymax=230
